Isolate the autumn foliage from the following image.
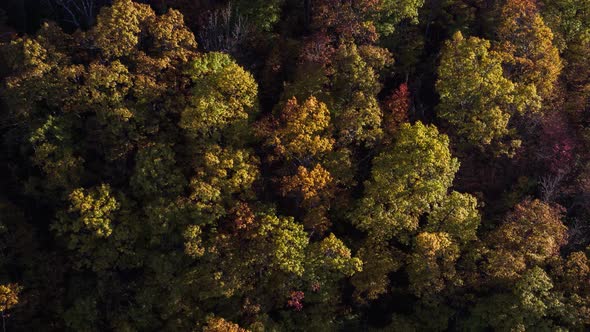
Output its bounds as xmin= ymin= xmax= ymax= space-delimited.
xmin=0 ymin=0 xmax=589 ymax=330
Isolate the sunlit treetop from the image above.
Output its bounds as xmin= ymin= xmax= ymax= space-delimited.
xmin=280 ymin=164 xmax=334 ymax=205
xmin=0 ymin=284 xmax=21 ymax=313
xmin=353 ymin=121 xmax=460 ymax=242
xmin=92 ymin=0 xmax=197 ymax=60
xmin=257 ymin=96 xmax=334 ymax=164
xmin=375 ymin=0 xmax=426 ymax=36
xmin=331 ymin=43 xmax=390 ymax=146
xmin=312 ymin=0 xmax=425 ymax=42
xmin=305 ymin=233 xmax=363 ymax=287
xmin=180 ymin=52 xmax=258 ymax=137
xmin=407 ymin=231 xmax=461 ymax=298
xmin=486 ymin=199 xmax=568 ymax=281
xmin=93 ymin=0 xmax=156 ymax=59
xmin=203 ymin=316 xmax=249 ymax=332
xmin=189 ymin=145 xmax=259 ymax=222
xmin=497 ymin=0 xmax=563 ymax=100
xmin=426 ymin=191 xmax=481 ymax=244
xmin=52 ymin=184 xmax=120 ymax=270
xmin=243 ymin=210 xmax=309 ymax=277
xmin=437 ymin=31 xmax=540 ymax=156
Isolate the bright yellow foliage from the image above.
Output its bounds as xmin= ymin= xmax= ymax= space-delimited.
xmin=0 ymin=283 xmax=21 ymax=312
xmin=93 ymin=0 xmax=155 ymax=58
xmin=259 ymin=96 xmax=334 ymax=162
xmin=486 ymin=199 xmax=568 ymax=280
xmin=53 ymin=184 xmax=120 ymax=270
xmin=281 ymin=164 xmax=334 ymax=203
xmin=181 ymin=52 xmax=258 ymax=136
xmin=407 ymin=232 xmax=461 ymax=298
xmin=190 ymin=146 xmax=259 ymax=220
xmin=427 ymin=191 xmax=480 ymax=244
xmin=497 ymin=0 xmax=563 ymax=100
xmin=203 ymin=316 xmax=249 ymax=332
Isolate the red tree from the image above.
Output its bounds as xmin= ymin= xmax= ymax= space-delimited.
xmin=382 ymin=83 xmax=411 ymax=143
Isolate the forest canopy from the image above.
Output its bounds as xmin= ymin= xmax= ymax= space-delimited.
xmin=1 ymin=0 xmax=590 ymax=331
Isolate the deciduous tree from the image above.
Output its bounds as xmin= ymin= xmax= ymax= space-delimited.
xmin=485 ymin=199 xmax=568 ymax=281
xmin=497 ymin=0 xmax=563 ymax=100
xmin=437 ymin=31 xmax=540 ymax=156
xmin=353 ymin=122 xmax=459 ymax=242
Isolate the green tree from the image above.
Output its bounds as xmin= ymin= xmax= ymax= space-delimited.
xmin=28 ymin=114 xmax=83 ymax=192
xmin=350 ymin=240 xmax=403 ymax=302
xmin=53 ymin=184 xmax=120 ymax=270
xmin=331 ymin=43 xmax=389 ymax=147
xmin=426 ymin=191 xmax=480 ymax=244
xmin=375 ymin=0 xmax=426 ymax=36
xmin=305 ymin=233 xmax=363 ymax=290
xmin=436 ymin=31 xmax=540 ymax=156
xmin=130 ymin=143 xmax=186 ymax=200
xmin=465 ymin=267 xmax=566 ymax=331
xmin=234 ymin=0 xmax=284 ymax=32
xmin=407 ymin=232 xmax=461 ymax=298
xmin=180 ymin=52 xmax=258 ymax=138
xmin=542 ymin=0 xmax=590 ymax=50
xmin=353 ymin=121 xmax=459 ymax=242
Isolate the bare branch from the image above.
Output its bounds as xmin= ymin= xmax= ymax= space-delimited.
xmin=539 ymin=170 xmax=566 ymax=202
xmin=51 ymin=0 xmax=97 ymax=28
xmin=198 ymin=3 xmax=250 ymax=55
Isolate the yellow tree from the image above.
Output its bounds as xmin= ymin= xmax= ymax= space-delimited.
xmin=352 ymin=121 xmax=481 ymax=302
xmin=189 ymin=145 xmax=260 ymax=223
xmin=280 ymin=164 xmax=336 ymax=233
xmin=485 ymin=199 xmax=568 ymax=281
xmin=53 ymin=184 xmax=121 ymax=271
xmin=257 ymin=96 xmax=334 ymax=165
xmin=407 ymin=232 xmax=461 ymax=298
xmin=497 ymin=0 xmax=563 ymax=101
xmin=0 ymin=283 xmax=21 ymax=330
xmin=203 ymin=316 xmax=249 ymax=332
xmin=257 ymin=96 xmax=336 ymax=233
xmin=304 ymin=233 xmax=363 ymax=306
xmin=92 ymin=0 xmax=156 ymax=59
xmin=331 ymin=43 xmax=388 ymax=147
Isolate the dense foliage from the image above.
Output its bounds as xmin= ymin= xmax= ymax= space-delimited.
xmin=1 ymin=0 xmax=590 ymax=330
